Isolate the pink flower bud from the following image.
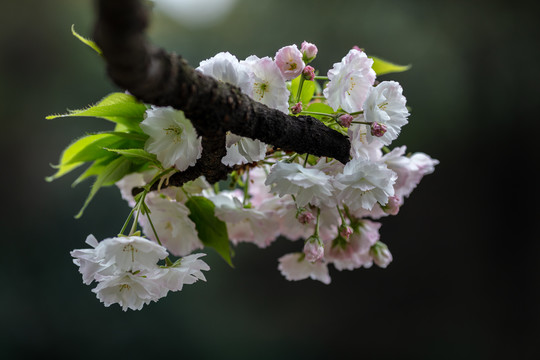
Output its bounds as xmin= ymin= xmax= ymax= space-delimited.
xmin=338 ymin=114 xmax=354 ymax=127
xmin=297 ymin=211 xmax=315 ymax=225
xmin=370 ymin=122 xmax=387 ymax=137
xmin=291 ymin=102 xmax=303 ymax=115
xmin=383 ymin=196 xmax=401 ymax=215
xmin=370 ymin=242 xmax=393 ymax=268
xmin=352 ymin=45 xmax=363 ymax=52
xmin=339 ymin=225 xmax=353 ymax=240
xmin=302 ymin=65 xmax=315 ymax=81
xmin=275 ymin=45 xmax=305 ymax=80
xmin=303 ymin=236 xmax=324 ymax=262
xmin=301 ymin=41 xmax=318 ymax=63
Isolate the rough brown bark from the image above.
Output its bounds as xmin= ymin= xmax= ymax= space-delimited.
xmin=93 ymin=0 xmax=350 ymax=186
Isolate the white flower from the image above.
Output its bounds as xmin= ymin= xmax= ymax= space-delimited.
xmin=323 ymin=49 xmax=376 ymax=113
xmin=221 ymin=133 xmax=267 ymax=166
xmin=72 ymin=234 xmax=171 ymax=311
xmin=115 ymin=170 xmax=157 ymax=207
xmin=198 ymin=53 xmax=269 ymax=165
xmin=70 ymin=234 xmax=109 ymax=285
xmin=348 ymin=124 xmax=384 ymax=161
xmin=139 ymin=192 xmax=203 ymax=257
xmin=210 ymin=190 xmax=280 ymax=248
xmin=96 ymin=235 xmax=169 ymax=272
xmin=92 ymin=270 xmax=164 ymax=311
xmin=278 ymin=253 xmax=331 ymax=284
xmin=382 ymin=147 xmax=439 ymax=199
xmin=241 ymin=55 xmax=290 ymax=113
xmin=364 ymin=81 xmax=409 ymax=146
xmin=265 ymin=162 xmax=335 ymax=208
xmin=246 ymin=165 xmax=279 ymax=208
xmin=154 ymin=253 xmax=210 ymax=292
xmin=140 ymin=107 xmax=202 ymax=171
xmin=196 ymin=51 xmax=252 ymax=94
xmin=274 ymin=44 xmax=305 ymax=80
xmin=335 ymin=157 xmax=397 ymax=211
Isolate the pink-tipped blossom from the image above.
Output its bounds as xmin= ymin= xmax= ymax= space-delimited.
xmin=301 ymin=41 xmax=318 ymax=63
xmin=323 ymin=49 xmax=376 ymax=113
xmin=303 ymin=236 xmax=324 ymax=263
xmin=291 ymin=102 xmax=303 ymax=114
xmin=297 ymin=210 xmax=315 ymax=225
xmin=302 ymin=65 xmax=315 ymax=81
xmin=383 ymin=195 xmax=401 ymax=215
xmin=278 ymin=253 xmax=331 ymax=284
xmin=325 ymin=220 xmax=381 ymax=271
xmin=370 ymin=121 xmax=388 ymax=137
xmin=370 ymin=242 xmax=393 ymax=268
xmin=382 ymin=147 xmax=439 ymax=199
xmin=274 ymin=45 xmax=305 ymax=80
xmin=339 ymin=225 xmax=353 ymax=240
xmin=338 ymin=114 xmax=354 ymax=127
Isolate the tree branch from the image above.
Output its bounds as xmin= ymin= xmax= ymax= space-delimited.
xmin=94 ymin=0 xmax=350 ymax=186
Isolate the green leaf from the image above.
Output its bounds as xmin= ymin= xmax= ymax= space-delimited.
xmin=46 ymin=133 xmax=115 ymax=182
xmin=46 ymin=132 xmax=145 ymax=182
xmin=106 ymin=148 xmax=159 ymax=165
xmin=71 ymin=153 xmax=118 ymax=187
xmin=306 ymin=102 xmax=334 ymax=113
xmin=46 ymin=92 xmax=147 ymax=131
xmin=75 ymin=156 xmax=132 ymax=218
xmin=290 ymin=76 xmax=316 ymax=105
xmin=102 ymin=131 xmax=149 ymax=142
xmin=370 ymin=56 xmax=411 ymax=76
xmin=71 ymin=24 xmax=102 ymax=55
xmin=306 ymin=102 xmax=335 ymax=120
xmin=185 ymin=196 xmax=233 ymax=267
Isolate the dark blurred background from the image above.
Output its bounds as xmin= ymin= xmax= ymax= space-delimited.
xmin=1 ymin=0 xmax=538 ymax=359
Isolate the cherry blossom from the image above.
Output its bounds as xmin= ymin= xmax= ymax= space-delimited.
xmin=240 ymin=55 xmax=290 ymax=113
xmin=140 ymin=107 xmax=202 ymax=171
xmin=278 ymin=253 xmax=331 ymax=284
xmin=139 ymin=192 xmax=203 ymax=257
xmin=265 ymin=162 xmax=335 ymax=208
xmin=274 ymin=44 xmax=305 ymax=80
xmin=364 ymin=81 xmax=409 ymax=146
xmin=196 ymin=51 xmax=252 ymax=94
xmin=323 ymin=48 xmax=376 ymax=113
xmin=335 ymin=157 xmax=397 ymax=211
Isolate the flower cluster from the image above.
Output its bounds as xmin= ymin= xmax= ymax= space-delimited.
xmin=59 ymin=40 xmax=437 ymax=310
xmin=71 ymin=234 xmax=209 ymax=311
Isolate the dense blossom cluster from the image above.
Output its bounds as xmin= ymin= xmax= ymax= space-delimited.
xmin=71 ymin=235 xmax=209 ymax=311
xmin=66 ymin=41 xmax=437 ymax=310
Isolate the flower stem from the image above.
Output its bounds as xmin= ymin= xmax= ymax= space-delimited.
xmin=119 ymin=205 xmax=137 ymax=236
xmin=296 ymin=75 xmax=305 ymax=104
xmin=299 ymin=111 xmax=335 ymax=118
xmin=314 ymin=76 xmax=328 ymax=81
xmin=242 ymin=169 xmax=250 ymax=206
xmin=336 ymin=205 xmax=346 ymax=224
xmin=313 ymin=207 xmax=321 ymax=237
